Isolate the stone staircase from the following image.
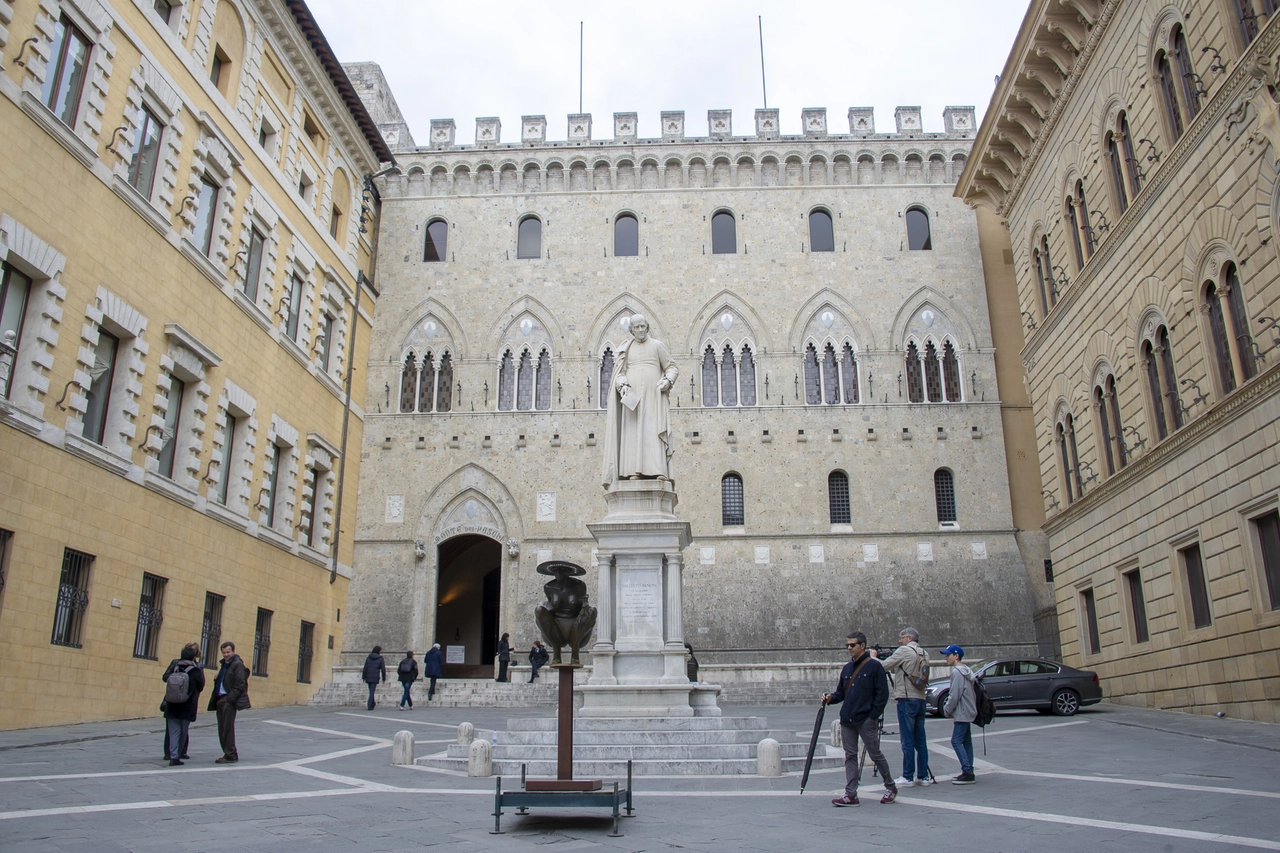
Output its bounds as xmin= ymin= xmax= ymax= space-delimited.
xmin=416 ymin=715 xmax=844 ymax=776
xmin=309 ymin=675 xmax=558 ymax=708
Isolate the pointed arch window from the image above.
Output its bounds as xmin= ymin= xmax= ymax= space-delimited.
xmin=720 ymin=345 xmax=738 ymax=407
xmin=721 ymin=473 xmax=745 ymax=526
xmin=828 ymin=471 xmax=851 ymax=524
xmin=599 ymin=348 xmax=614 ymax=409
xmin=822 ymin=343 xmax=840 ymax=404
xmin=803 ymin=343 xmax=822 ymax=404
xmin=809 ymin=209 xmax=835 ymax=252
xmin=417 ymin=351 xmax=436 ymax=412
xmin=924 ymin=341 xmax=944 ymax=402
xmin=740 ymin=346 xmax=757 ymax=406
xmin=934 ymin=469 xmax=957 ymax=524
xmin=399 ymin=354 xmax=417 ymax=413
xmin=943 ymin=341 xmax=962 ymax=402
xmin=804 ymin=342 xmax=859 ymax=405
xmin=702 ymin=346 xmax=719 ymax=407
xmin=534 ymin=349 xmax=551 ymax=410
xmin=497 ymin=350 xmax=515 ymax=411
xmin=841 ymin=344 xmax=859 ymax=404
xmin=437 ymin=352 xmax=454 ymax=412
xmin=424 ymin=219 xmax=448 ymax=262
xmin=905 ymin=341 xmax=925 ymax=403
xmin=516 ymin=350 xmax=534 ymax=410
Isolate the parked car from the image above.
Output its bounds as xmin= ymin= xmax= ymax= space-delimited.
xmin=925 ymin=658 xmax=1102 ymax=717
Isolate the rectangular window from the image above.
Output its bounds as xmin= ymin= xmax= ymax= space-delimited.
xmin=200 ymin=591 xmax=225 ymax=669
xmin=209 ymin=46 xmax=228 ymax=89
xmin=297 ymin=620 xmax=315 ymax=683
xmin=193 ymin=175 xmax=219 ymax=256
xmin=1080 ymin=587 xmax=1100 ymax=655
xmin=285 ymin=274 xmax=303 ymax=341
xmin=329 ymin=206 xmax=341 ymax=239
xmin=216 ymin=413 xmax=237 ymax=505
xmin=1 ymin=262 xmax=33 ymax=399
xmin=132 ymin=573 xmax=166 ymax=660
xmin=304 ymin=466 xmax=321 ymax=547
xmin=1256 ymin=510 xmax=1280 ymax=611
xmin=1180 ymin=543 xmax=1212 ymax=629
xmin=1125 ymin=568 xmax=1149 ymax=644
xmin=41 ymin=16 xmax=91 ymax=127
xmin=253 ymin=607 xmax=273 ymax=676
xmin=243 ymin=227 xmax=266 ymax=303
xmin=127 ymin=106 xmax=163 ymax=200
xmin=51 ymin=548 xmax=93 ymax=648
xmin=1044 ymin=559 xmax=1054 ymax=583
xmin=83 ymin=330 xmax=119 ymax=445
xmin=266 ymin=443 xmax=283 ymax=528
xmin=153 ymin=0 xmax=172 ymax=22
xmin=319 ymin=313 xmax=335 ymax=372
xmin=0 ymin=528 xmax=13 ymax=607
xmin=157 ymin=375 xmax=185 ymax=478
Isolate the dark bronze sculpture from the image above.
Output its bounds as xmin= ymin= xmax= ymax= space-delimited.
xmin=534 ymin=560 xmax=597 ymax=666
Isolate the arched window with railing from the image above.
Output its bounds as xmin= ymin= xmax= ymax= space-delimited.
xmin=721 ymin=473 xmax=744 ymax=526
xmin=1094 ymin=372 xmax=1127 ymax=476
xmin=934 ymin=469 xmax=957 ymax=525
xmin=828 ymin=471 xmax=851 ymax=524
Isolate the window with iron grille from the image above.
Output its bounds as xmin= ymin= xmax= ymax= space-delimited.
xmin=132 ymin=573 xmax=167 ymax=659
xmin=828 ymin=471 xmax=851 ymax=525
xmin=934 ymin=469 xmax=957 ymax=524
xmin=1125 ymin=568 xmax=1149 ymax=644
xmin=0 ymin=527 xmax=12 ymax=602
xmin=721 ymin=474 xmax=744 ymax=526
xmin=1180 ymin=543 xmax=1212 ymax=629
xmin=297 ymin=620 xmax=315 ymax=683
xmin=200 ymin=592 xmax=225 ymax=669
xmin=51 ymin=548 xmax=93 ymax=648
xmin=253 ymin=607 xmax=273 ymax=676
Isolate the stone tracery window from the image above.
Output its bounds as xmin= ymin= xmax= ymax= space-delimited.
xmin=923 ymin=341 xmax=943 ymax=402
xmin=700 ymin=344 xmax=757 ymax=407
xmin=803 ymin=341 xmax=859 ymax=406
xmin=720 ymin=345 xmax=737 ymax=407
xmin=417 ymin=351 xmax=436 ymax=412
xmin=943 ymin=341 xmax=962 ymax=402
xmin=905 ymin=341 xmax=925 ymax=403
xmin=516 ymin=350 xmax=534 ymax=410
xmin=702 ymin=346 xmax=719 ymax=406
xmin=497 ymin=350 xmax=514 ymax=411
xmin=534 ymin=349 xmax=551 ymax=410
xmin=599 ymin=348 xmax=614 ymax=409
xmin=740 ymin=345 xmax=757 ymax=406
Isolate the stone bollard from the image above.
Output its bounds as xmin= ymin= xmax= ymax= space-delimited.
xmin=468 ymin=737 xmax=492 ymax=776
xmin=457 ymin=721 xmax=475 ymax=746
xmin=831 ymin=720 xmax=842 ymax=749
xmin=757 ymin=738 xmax=782 ymax=777
xmin=392 ymin=730 xmax=415 ymax=765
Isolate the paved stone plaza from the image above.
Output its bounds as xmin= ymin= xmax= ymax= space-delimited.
xmin=1 ymin=702 xmax=1277 ymax=852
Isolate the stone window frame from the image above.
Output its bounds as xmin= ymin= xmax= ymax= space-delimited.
xmin=180 ymin=114 xmax=241 ymax=273
xmin=142 ymin=323 xmax=219 ymax=497
xmin=1196 ymin=248 xmax=1258 ymax=399
xmin=801 ymin=336 xmax=860 ymax=406
xmin=63 ymin=286 xmax=149 ymax=474
xmin=19 ymin=0 xmax=116 ymax=162
xmin=0 ymin=214 xmax=68 ymax=434
xmin=257 ymin=413 xmax=299 ymax=542
xmin=1113 ymin=559 xmax=1151 ymax=648
xmin=828 ymin=470 xmax=852 ymax=526
xmin=207 ymin=378 xmax=257 ymax=521
xmin=1063 ymin=173 xmax=1094 ymax=270
xmin=1030 ymin=227 xmax=1057 ymax=318
xmin=710 ymin=208 xmax=737 ymax=255
xmin=720 ymin=471 xmax=745 ymax=528
xmin=807 ymin=205 xmax=836 ymax=253
xmin=904 ymin=333 xmax=963 ymax=403
xmin=1053 ymin=400 xmax=1083 ymax=506
xmin=299 ymin=432 xmax=339 ymax=556
xmin=115 ymin=56 xmax=184 ymax=217
xmin=1167 ymin=528 xmax=1216 ymax=642
xmin=1136 ymin=309 xmax=1184 ymax=443
xmin=423 ymin=217 xmax=449 ymax=262
xmin=1073 ymin=577 xmax=1104 ymax=659
xmin=611 ymin=210 xmax=640 ymax=258
xmin=905 ymin=204 xmax=932 ymax=250
xmin=400 ymin=345 xmax=455 ymax=413
xmin=934 ymin=467 xmax=958 ymax=528
xmin=140 ymin=0 xmax=189 ymax=37
xmin=276 ymin=237 xmax=318 ymax=353
xmin=516 ymin=214 xmax=543 ymax=260
xmin=316 ymin=269 xmax=351 ymax=385
xmin=233 ymin=186 xmax=281 ymax=320
xmin=1099 ymin=101 xmax=1142 ymax=217
xmin=701 ymin=337 xmax=759 ymax=408
xmin=1090 ymin=360 xmax=1128 ymax=477
xmin=1237 ymin=493 xmax=1280 ymax=629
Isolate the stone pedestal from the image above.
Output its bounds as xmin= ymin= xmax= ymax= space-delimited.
xmin=580 ymin=480 xmax=718 ymax=717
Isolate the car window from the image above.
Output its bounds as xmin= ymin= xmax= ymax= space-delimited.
xmin=1020 ymin=661 xmax=1059 ymax=675
xmin=985 ymin=661 xmax=1016 ymax=677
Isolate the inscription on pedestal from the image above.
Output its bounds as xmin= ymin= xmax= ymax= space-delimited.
xmin=618 ymin=570 xmax=662 ymax=639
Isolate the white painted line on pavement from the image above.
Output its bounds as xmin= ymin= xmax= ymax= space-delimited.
xmin=282 ymin=742 xmax=389 ymax=767
xmin=0 ymin=764 xmax=267 ymax=783
xmin=989 ymin=768 xmax=1280 ymax=799
xmin=263 ymin=720 xmax=391 ymax=743
xmin=0 ymin=787 xmax=384 ymax=821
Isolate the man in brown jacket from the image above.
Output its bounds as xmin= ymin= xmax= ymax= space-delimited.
xmin=207 ymin=641 xmax=251 ymax=763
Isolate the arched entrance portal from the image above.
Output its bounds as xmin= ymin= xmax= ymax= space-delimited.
xmin=435 ymin=534 xmax=502 ymax=678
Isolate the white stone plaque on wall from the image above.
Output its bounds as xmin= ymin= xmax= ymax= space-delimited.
xmin=917 ymin=543 xmax=934 ymax=562
xmin=445 ymin=645 xmax=465 ymax=664
xmin=385 ymin=495 xmax=404 ymax=523
xmin=862 ymin=544 xmax=879 ymax=562
xmin=754 ymin=545 xmax=770 ymax=564
xmin=809 ymin=545 xmax=825 ymax=563
xmin=536 ymin=492 xmax=556 ymax=521
xmin=971 ymin=542 xmax=988 ymax=560
xmin=700 ymin=547 xmax=715 ymax=565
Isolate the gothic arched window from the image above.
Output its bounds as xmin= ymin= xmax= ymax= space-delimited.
xmin=437 ymin=352 xmax=453 ymax=412
xmin=399 ymin=353 xmax=417 ymax=413
xmin=943 ymin=340 xmax=962 ymax=402
xmin=417 ymin=351 xmax=436 ymax=412
xmin=720 ymin=345 xmax=738 ymax=407
xmin=740 ymin=345 xmax=757 ymax=406
xmin=599 ymin=348 xmax=614 ymax=409
xmin=516 ymin=349 xmax=534 ymax=410
xmin=534 ymin=349 xmax=551 ymax=410
xmin=841 ymin=344 xmax=859 ymax=404
xmin=803 ymin=343 xmax=822 ymax=404
xmin=924 ymin=341 xmax=943 ymax=403
xmin=822 ymin=343 xmax=840 ymax=404
xmin=497 ymin=350 xmax=515 ymax=411
xmin=702 ymin=346 xmax=719 ymax=407
xmin=905 ymin=342 xmax=924 ymax=403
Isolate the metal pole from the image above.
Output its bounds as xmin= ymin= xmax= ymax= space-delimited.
xmin=557 ymin=666 xmax=574 ymax=780
xmin=758 ymin=16 xmax=767 ymax=109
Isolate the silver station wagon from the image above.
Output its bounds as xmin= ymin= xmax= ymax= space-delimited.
xmin=925 ymin=658 xmax=1103 ymax=717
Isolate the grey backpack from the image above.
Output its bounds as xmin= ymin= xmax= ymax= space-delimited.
xmin=165 ymin=662 xmax=194 ymax=704
xmin=906 ymin=648 xmax=930 ymax=690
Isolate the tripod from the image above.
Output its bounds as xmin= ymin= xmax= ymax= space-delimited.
xmin=856 ymin=711 xmax=893 ymax=780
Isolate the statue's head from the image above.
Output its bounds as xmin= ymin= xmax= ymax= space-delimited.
xmin=629 ymin=313 xmax=649 ymax=341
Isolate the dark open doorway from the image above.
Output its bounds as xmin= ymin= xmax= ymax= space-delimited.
xmin=435 ymin=534 xmax=501 ymax=678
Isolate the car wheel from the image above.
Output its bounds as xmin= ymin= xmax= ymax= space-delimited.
xmin=1051 ymin=689 xmax=1080 ymax=716
xmin=933 ymin=690 xmax=949 ymax=716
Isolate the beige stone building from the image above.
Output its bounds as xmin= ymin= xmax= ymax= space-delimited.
xmin=338 ymin=66 xmax=1055 ymax=696
xmin=960 ymin=0 xmax=1280 ymax=720
xmin=0 ymin=0 xmax=391 ymax=728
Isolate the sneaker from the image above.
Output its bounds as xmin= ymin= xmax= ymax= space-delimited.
xmin=831 ymin=794 xmax=860 ymax=807
xmin=952 ymin=773 xmax=976 ymax=785
xmin=893 ymin=776 xmax=914 ymax=787
xmin=880 ymin=788 xmax=898 ymax=804
xmin=917 ymin=776 xmax=934 ymax=786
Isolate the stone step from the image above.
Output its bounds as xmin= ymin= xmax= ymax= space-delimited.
xmin=497 ymin=728 xmax=796 ymax=746
xmin=309 ymin=679 xmax=557 ymax=708
xmin=505 ymin=715 xmax=768 ymax=732
xmin=436 ymin=741 xmax=815 ymax=761
xmin=417 ymin=753 xmax=845 ymax=777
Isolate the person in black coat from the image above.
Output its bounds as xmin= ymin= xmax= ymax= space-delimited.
xmin=206 ymin=641 xmax=250 ymax=763
xmin=396 ymin=651 xmax=419 ymax=710
xmin=362 ymin=646 xmax=387 ymax=710
xmin=162 ymin=642 xmax=205 ymax=766
xmin=422 ymin=643 xmax=444 ymax=700
xmin=822 ymin=631 xmax=896 ymax=806
xmin=528 ymin=640 xmax=549 ymax=682
xmin=496 ymin=633 xmax=511 ymax=683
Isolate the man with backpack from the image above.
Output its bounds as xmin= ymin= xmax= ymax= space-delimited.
xmin=822 ymin=632 xmax=898 ymax=806
xmin=941 ymin=644 xmax=979 ymax=784
xmin=880 ymin=627 xmax=932 ymax=787
xmin=396 ymin=651 xmax=419 ymax=710
xmin=161 ymin=642 xmax=205 ymax=766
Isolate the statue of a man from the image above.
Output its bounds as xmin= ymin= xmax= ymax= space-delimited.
xmin=601 ymin=314 xmax=679 ymax=486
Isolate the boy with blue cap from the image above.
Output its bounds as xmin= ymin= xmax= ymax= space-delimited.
xmin=940 ymin=644 xmax=977 ymax=784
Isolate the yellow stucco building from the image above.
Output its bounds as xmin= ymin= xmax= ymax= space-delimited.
xmin=0 ymin=0 xmax=392 ymax=728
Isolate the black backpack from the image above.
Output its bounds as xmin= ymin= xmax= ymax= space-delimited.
xmin=398 ymin=658 xmax=415 ymax=676
xmin=973 ymin=677 xmax=996 ymax=728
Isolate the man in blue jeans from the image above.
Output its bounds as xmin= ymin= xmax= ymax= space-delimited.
xmin=880 ymin=627 xmax=932 ymax=786
xmin=941 ymin=644 xmax=977 ymax=784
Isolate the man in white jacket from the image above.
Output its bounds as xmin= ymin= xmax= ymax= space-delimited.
xmin=880 ymin=628 xmax=932 ymax=787
xmin=940 ymin=644 xmax=977 ymax=784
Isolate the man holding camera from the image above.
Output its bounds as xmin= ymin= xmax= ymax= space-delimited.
xmin=880 ymin=627 xmax=933 ymax=787
xmin=823 ymin=632 xmax=897 ymax=806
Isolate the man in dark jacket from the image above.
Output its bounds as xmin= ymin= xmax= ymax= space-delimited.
xmin=207 ymin=642 xmax=250 ymax=764
xmin=396 ymin=651 xmax=419 ymax=710
xmin=528 ymin=640 xmax=549 ymax=682
xmin=496 ymin=633 xmax=511 ymax=683
xmin=363 ymin=646 xmax=387 ymax=710
xmin=162 ymin=642 xmax=205 ymax=766
xmin=822 ymin=631 xmax=897 ymax=806
xmin=422 ymin=643 xmax=443 ymax=699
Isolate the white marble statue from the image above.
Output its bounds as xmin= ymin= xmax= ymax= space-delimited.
xmin=601 ymin=314 xmax=679 ymax=486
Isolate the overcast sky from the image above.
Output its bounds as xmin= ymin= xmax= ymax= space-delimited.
xmin=307 ymin=0 xmax=1030 ymax=144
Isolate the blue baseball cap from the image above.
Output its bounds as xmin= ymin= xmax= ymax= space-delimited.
xmin=939 ymin=644 xmax=964 ymax=657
